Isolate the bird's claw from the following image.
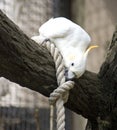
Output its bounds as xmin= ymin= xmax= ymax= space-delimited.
xmin=41 ymin=38 xmax=51 ymax=45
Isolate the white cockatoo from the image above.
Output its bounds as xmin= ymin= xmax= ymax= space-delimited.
xmin=32 ymin=17 xmax=98 ymax=79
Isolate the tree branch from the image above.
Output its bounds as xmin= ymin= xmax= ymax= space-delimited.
xmin=0 ymin=10 xmax=116 ymax=125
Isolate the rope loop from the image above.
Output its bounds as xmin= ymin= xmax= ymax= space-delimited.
xmin=42 ymin=39 xmax=74 ymax=130
xmin=49 ymin=81 xmax=74 ymax=105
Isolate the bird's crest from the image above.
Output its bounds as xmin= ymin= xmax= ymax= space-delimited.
xmin=84 ymin=45 xmax=98 ymax=56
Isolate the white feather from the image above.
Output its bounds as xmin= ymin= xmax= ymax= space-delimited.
xmin=32 ymin=17 xmax=92 ymax=79
xmin=39 ymin=17 xmax=91 ymax=53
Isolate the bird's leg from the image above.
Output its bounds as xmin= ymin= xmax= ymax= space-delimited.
xmin=41 ymin=38 xmax=51 ymax=45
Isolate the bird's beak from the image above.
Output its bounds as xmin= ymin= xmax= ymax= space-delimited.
xmin=84 ymin=45 xmax=98 ymax=55
xmin=65 ymin=68 xmax=75 ymax=80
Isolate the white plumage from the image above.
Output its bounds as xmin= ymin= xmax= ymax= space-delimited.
xmin=32 ymin=17 xmax=98 ymax=79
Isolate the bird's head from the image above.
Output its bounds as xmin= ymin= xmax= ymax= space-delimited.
xmin=65 ymin=45 xmax=98 ymax=80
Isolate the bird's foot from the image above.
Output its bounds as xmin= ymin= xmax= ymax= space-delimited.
xmin=41 ymin=38 xmax=51 ymax=45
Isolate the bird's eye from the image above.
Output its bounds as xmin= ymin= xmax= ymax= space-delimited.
xmin=71 ymin=63 xmax=74 ymax=66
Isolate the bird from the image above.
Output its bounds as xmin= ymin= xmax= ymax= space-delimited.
xmin=31 ymin=17 xmax=98 ymax=79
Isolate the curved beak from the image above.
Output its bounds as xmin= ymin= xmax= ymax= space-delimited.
xmin=65 ymin=68 xmax=75 ymax=80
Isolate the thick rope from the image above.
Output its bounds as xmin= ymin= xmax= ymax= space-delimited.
xmin=42 ymin=40 xmax=74 ymax=130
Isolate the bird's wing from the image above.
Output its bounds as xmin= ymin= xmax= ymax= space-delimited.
xmin=39 ymin=17 xmax=74 ymax=39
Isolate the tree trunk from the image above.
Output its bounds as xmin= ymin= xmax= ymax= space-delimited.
xmin=0 ymin=10 xmax=117 ymax=130
xmin=53 ymin=0 xmax=71 ymax=19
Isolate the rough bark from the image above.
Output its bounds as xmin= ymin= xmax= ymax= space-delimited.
xmin=98 ymin=28 xmax=117 ymax=130
xmin=53 ymin=0 xmax=71 ymax=19
xmin=0 ymin=10 xmax=117 ymax=130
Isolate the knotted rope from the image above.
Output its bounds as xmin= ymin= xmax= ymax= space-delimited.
xmin=42 ymin=40 xmax=74 ymax=130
